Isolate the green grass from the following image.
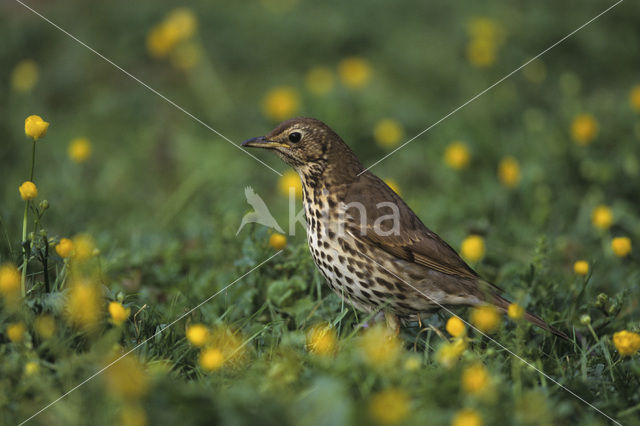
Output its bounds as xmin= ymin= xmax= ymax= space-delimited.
xmin=1 ymin=0 xmax=640 ymax=425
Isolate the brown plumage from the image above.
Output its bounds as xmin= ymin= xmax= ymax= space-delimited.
xmin=243 ymin=117 xmax=569 ymax=340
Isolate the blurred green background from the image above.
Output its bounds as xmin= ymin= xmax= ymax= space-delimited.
xmin=1 ymin=0 xmax=640 ymax=425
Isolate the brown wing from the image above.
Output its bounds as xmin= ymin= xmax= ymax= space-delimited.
xmin=342 ymin=171 xmax=480 ymax=281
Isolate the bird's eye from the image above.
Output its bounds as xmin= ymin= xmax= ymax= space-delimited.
xmin=288 ymin=132 xmax=302 ymax=143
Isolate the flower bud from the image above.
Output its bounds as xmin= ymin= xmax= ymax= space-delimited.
xmin=579 ymin=315 xmax=591 ymax=325
xmin=595 ymin=293 xmax=608 ymax=308
xmin=24 ymin=115 xmax=49 ymax=140
xmin=39 ymin=200 xmax=49 ymax=211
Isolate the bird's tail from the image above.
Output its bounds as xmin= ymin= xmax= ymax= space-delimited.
xmin=492 ymin=295 xmax=572 ymax=342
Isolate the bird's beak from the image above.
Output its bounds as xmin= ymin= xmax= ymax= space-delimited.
xmin=241 ymin=136 xmax=289 ymax=149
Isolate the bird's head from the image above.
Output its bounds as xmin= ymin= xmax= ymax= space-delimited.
xmin=242 ymin=117 xmax=361 ymax=175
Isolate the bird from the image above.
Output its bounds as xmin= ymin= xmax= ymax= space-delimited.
xmin=236 ymin=186 xmax=284 ymax=235
xmin=243 ymin=117 xmax=570 ymax=340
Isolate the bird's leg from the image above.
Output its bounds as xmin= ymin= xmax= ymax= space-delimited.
xmin=384 ymin=311 xmax=401 ymax=336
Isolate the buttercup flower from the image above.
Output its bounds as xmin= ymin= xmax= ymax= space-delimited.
xmin=25 ymin=115 xmax=49 ymax=140
xmin=507 ymin=303 xmax=524 ymax=320
xmin=446 ymin=316 xmax=466 ymax=337
xmin=384 ymin=179 xmax=401 ymax=195
xmin=444 ymin=142 xmax=470 ymax=170
xmin=7 ymin=322 xmax=26 ymax=342
xmin=307 ymin=324 xmax=337 ymax=356
xmin=462 ymin=363 xmax=490 ymax=394
xmin=11 ymin=60 xmax=39 ymax=92
xmin=461 ymin=235 xmax=485 ymax=262
xmin=571 ymin=114 xmax=598 ymax=145
xmin=269 ymin=233 xmax=287 ymax=250
xmin=591 ymin=205 xmax=613 ymax=230
xmin=436 ymin=337 xmax=467 ymax=368
xmin=305 ymin=66 xmax=334 ymax=95
xmin=24 ymin=361 xmax=39 ymax=376
xmin=278 ymin=170 xmax=303 ymax=198
xmin=466 ymin=38 xmax=496 ymax=68
xmin=200 ymin=347 xmax=224 ymax=371
xmin=0 ymin=263 xmax=21 ymax=296
xmin=35 ymin=315 xmax=56 ymax=339
xmin=369 ymin=388 xmax=410 ymax=425
xmin=186 ymin=324 xmax=209 ymax=347
xmin=105 ymin=354 xmax=148 ymax=399
xmin=164 ymin=8 xmax=197 ymax=41
xmin=360 ymin=324 xmax=403 ymax=366
xmin=338 ymin=57 xmax=372 ymax=88
xmin=452 ymin=409 xmax=483 ymax=426
xmin=146 ymin=8 xmax=197 ymax=58
xmin=109 ymin=301 xmax=131 ymax=326
xmin=65 ymin=280 xmax=102 ymax=330
xmin=262 ymin=86 xmax=300 ymax=121
xmin=498 ymin=156 xmax=521 ymax=188
xmin=611 ymin=237 xmax=631 ymax=257
xmin=71 ymin=234 xmax=96 ymax=261
xmin=573 ymin=260 xmax=589 ymax=276
xmin=612 ymin=330 xmax=640 ymax=356
xmin=19 ymin=181 xmax=38 ymax=201
xmin=374 ymin=119 xmax=404 ymax=149
xmin=68 ymin=138 xmax=91 ymax=163
xmin=630 ymin=85 xmax=640 ymax=112
xmin=55 ymin=238 xmax=74 ymax=258
xmin=470 ymin=305 xmax=501 ymax=333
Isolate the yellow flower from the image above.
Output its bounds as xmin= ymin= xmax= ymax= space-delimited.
xmin=119 ymin=404 xmax=147 ymax=426
xmin=369 ymin=388 xmax=410 ymax=425
xmin=467 ymin=17 xmax=503 ymax=43
xmin=147 ymin=24 xmax=180 ymax=58
xmin=65 ymin=280 xmax=102 ymax=330
xmin=374 ymin=119 xmax=404 ymax=149
xmin=7 ymin=322 xmax=26 ymax=342
xmin=55 ymin=238 xmax=74 ymax=258
xmin=269 ymin=233 xmax=287 ymax=250
xmin=186 ymin=324 xmax=209 ymax=347
xmin=307 ymin=324 xmax=337 ymax=356
xmin=338 ymin=57 xmax=372 ymax=88
xmin=35 ymin=315 xmax=56 ymax=339
xmin=573 ymin=260 xmax=589 ymax=276
xmin=507 ymin=303 xmax=524 ymax=320
xmin=436 ymin=337 xmax=467 ymax=368
xmin=444 ymin=142 xmax=470 ymax=170
xmin=25 ymin=115 xmax=49 ymax=140
xmin=470 ymin=305 xmax=501 ymax=333
xmin=462 ymin=363 xmax=490 ymax=394
xmin=199 ymin=347 xmax=224 ymax=371
xmin=19 ymin=181 xmax=38 ymax=201
xmin=612 ymin=330 xmax=640 ymax=356
xmin=497 ymin=156 xmax=521 ymax=188
xmin=611 ymin=237 xmax=632 ymax=257
xmin=384 ymin=179 xmax=401 ymax=196
xmin=165 ymin=8 xmax=197 ymax=40
xmin=72 ymin=234 xmax=96 ymax=261
xmin=109 ymin=301 xmax=131 ymax=326
xmin=446 ymin=316 xmax=466 ymax=337
xmin=105 ymin=354 xmax=148 ymax=399
xmin=24 ymin=361 xmax=39 ymax=376
xmin=403 ymin=355 xmax=421 ymax=371
xmin=0 ymin=263 xmax=21 ymax=297
xmin=571 ymin=114 xmax=598 ymax=145
xmin=466 ymin=38 xmax=496 ymax=68
xmin=208 ymin=326 xmax=246 ymax=366
xmin=11 ymin=60 xmax=39 ymax=92
xmin=305 ymin=66 xmax=334 ymax=95
xmin=460 ymin=235 xmax=485 ymax=262
xmin=591 ymin=205 xmax=613 ymax=230
xmin=630 ymin=85 xmax=640 ymax=112
xmin=262 ymin=86 xmax=300 ymax=121
xmin=278 ymin=170 xmax=303 ymax=198
xmin=452 ymin=409 xmax=483 ymax=426
xmin=68 ymin=138 xmax=91 ymax=163
xmin=359 ymin=324 xmax=402 ymax=366
xmin=170 ymin=41 xmax=202 ymax=70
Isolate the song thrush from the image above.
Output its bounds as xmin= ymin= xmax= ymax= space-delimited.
xmin=243 ymin=117 xmax=569 ymax=340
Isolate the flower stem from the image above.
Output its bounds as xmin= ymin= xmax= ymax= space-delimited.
xmin=20 ymin=139 xmax=37 ymax=297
